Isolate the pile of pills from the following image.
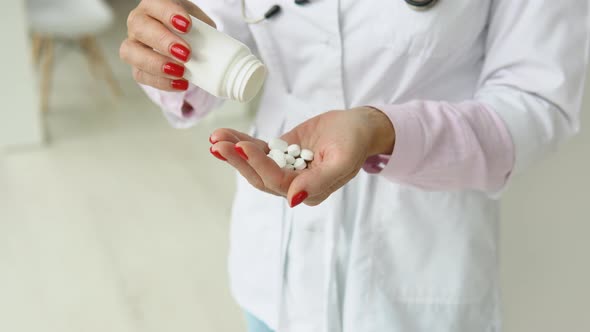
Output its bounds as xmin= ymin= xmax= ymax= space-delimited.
xmin=267 ymin=138 xmax=314 ymax=170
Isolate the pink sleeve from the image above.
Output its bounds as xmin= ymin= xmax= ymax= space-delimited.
xmin=363 ymin=101 xmax=515 ymax=192
xmin=141 ymin=84 xmax=221 ymax=129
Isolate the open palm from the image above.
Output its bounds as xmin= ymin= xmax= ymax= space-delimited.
xmin=209 ymin=107 xmax=394 ymax=207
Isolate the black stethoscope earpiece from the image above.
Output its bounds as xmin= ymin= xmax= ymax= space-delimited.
xmin=243 ymin=0 xmax=438 ymax=24
xmin=263 ymin=5 xmax=282 ymax=20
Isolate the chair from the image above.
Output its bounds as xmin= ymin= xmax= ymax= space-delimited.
xmin=26 ymin=0 xmax=121 ymax=113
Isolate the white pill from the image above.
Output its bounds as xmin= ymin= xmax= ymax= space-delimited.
xmin=300 ymin=149 xmax=314 ymax=161
xmin=287 ymin=144 xmax=301 ymax=157
xmin=285 ymin=154 xmax=295 ymax=165
xmin=268 ymin=138 xmax=289 ymax=152
xmin=271 ymin=153 xmax=287 ymax=168
xmin=269 ymin=149 xmax=284 ymax=158
xmin=285 ymin=164 xmax=296 ymax=170
xmin=294 ymin=157 xmax=307 ymax=170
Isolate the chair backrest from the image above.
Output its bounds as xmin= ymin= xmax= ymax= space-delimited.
xmin=27 ymin=0 xmax=114 ymax=37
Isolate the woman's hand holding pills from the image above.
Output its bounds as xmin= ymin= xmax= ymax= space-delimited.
xmin=120 ymin=0 xmax=215 ymax=91
xmin=209 ymin=107 xmax=395 ymax=208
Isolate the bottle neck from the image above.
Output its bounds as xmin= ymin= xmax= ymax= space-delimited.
xmin=224 ymin=49 xmax=266 ymax=103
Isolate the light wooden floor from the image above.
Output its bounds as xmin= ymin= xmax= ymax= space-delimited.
xmin=0 ymin=1 xmax=249 ymax=331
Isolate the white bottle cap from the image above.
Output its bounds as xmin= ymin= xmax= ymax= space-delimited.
xmin=226 ymin=54 xmax=266 ymax=103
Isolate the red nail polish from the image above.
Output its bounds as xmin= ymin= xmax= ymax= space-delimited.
xmin=163 ymin=62 xmax=185 ymax=77
xmin=209 ymin=135 xmax=217 ymax=144
xmin=290 ymin=191 xmax=308 ymax=208
xmin=170 ymin=44 xmax=190 ymax=62
xmin=171 ymin=79 xmax=189 ymax=91
xmin=235 ymin=145 xmax=248 ymax=160
xmin=171 ymin=15 xmax=190 ymax=33
xmin=210 ymin=146 xmax=227 ymax=161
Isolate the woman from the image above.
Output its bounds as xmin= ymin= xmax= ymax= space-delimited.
xmin=120 ymin=1 xmax=589 ymax=331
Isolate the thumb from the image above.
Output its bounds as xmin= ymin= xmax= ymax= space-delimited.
xmin=287 ymin=162 xmax=351 ymax=208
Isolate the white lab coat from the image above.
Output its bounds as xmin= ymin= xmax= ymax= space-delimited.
xmin=187 ymin=1 xmax=589 ymax=331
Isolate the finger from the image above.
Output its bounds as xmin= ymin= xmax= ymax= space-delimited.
xmin=210 ymin=128 xmax=268 ymax=152
xmin=128 ymin=13 xmax=191 ymax=63
xmin=120 ymin=39 xmax=185 ymax=78
xmin=280 ymin=129 xmax=304 ymax=147
xmin=134 ymin=0 xmax=190 ymax=33
xmin=236 ymin=141 xmax=297 ymax=195
xmin=180 ymin=0 xmax=216 ymax=28
xmin=287 ymin=162 xmax=356 ymax=207
xmin=209 ymin=129 xmax=240 ymax=144
xmin=213 ymin=142 xmax=279 ymax=196
xmin=280 ymin=112 xmax=328 ymax=146
xmin=138 ymin=0 xmax=215 ymax=32
xmin=132 ymin=68 xmax=188 ymax=91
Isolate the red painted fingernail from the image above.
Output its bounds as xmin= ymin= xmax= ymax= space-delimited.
xmin=171 ymin=15 xmax=190 ymax=33
xmin=235 ymin=145 xmax=248 ymax=160
xmin=290 ymin=191 xmax=308 ymax=208
xmin=209 ymin=135 xmax=217 ymax=144
xmin=170 ymin=44 xmax=190 ymax=62
xmin=210 ymin=146 xmax=227 ymax=161
xmin=163 ymin=62 xmax=185 ymax=77
xmin=171 ymin=79 xmax=189 ymax=91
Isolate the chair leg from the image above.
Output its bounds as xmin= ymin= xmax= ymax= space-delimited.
xmin=31 ymin=34 xmax=45 ymax=66
xmin=40 ymin=38 xmax=54 ymax=113
xmin=79 ymin=37 xmax=100 ymax=79
xmin=80 ymin=36 xmax=122 ymax=97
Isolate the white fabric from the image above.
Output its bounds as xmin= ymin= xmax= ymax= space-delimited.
xmin=164 ymin=1 xmax=589 ymax=331
xmin=26 ymin=0 xmax=113 ymax=38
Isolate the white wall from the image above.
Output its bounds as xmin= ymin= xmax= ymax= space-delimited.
xmin=501 ymin=75 xmax=590 ymax=331
xmin=0 ymin=0 xmax=43 ymax=149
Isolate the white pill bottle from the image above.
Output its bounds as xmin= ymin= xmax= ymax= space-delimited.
xmin=183 ymin=16 xmax=266 ymax=103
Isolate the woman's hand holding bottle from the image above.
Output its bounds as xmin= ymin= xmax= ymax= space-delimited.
xmin=119 ymin=0 xmax=215 ymax=91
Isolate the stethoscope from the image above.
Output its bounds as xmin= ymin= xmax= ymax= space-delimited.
xmin=241 ymin=0 xmax=439 ymax=24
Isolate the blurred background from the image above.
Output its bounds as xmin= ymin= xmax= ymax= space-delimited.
xmin=0 ymin=1 xmax=588 ymax=332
